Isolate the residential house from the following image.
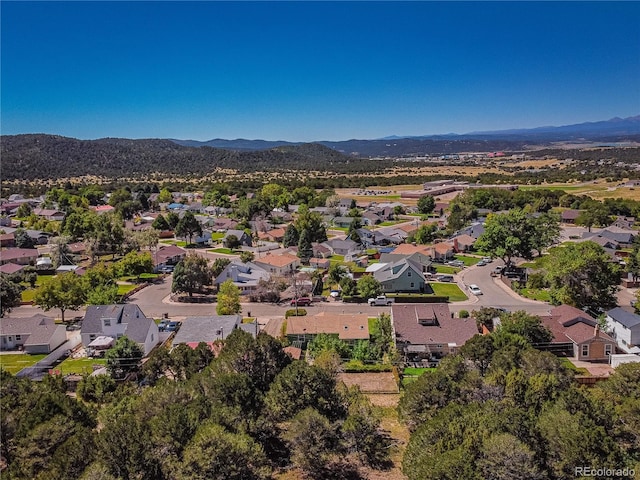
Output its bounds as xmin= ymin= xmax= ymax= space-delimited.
xmin=323 ymin=238 xmax=360 ymax=256
xmin=254 ymin=252 xmax=300 ymax=276
xmin=611 ymin=216 xmax=635 ymax=230
xmin=258 ymin=227 xmax=286 ymax=243
xmin=32 ymin=208 xmax=66 ymax=221
xmin=171 ymin=314 xmax=244 ymax=347
xmin=309 ymin=257 xmax=331 ymax=269
xmin=428 ymin=242 xmax=455 ymax=261
xmin=224 ymin=229 xmax=252 ymax=247
xmin=0 ymin=248 xmax=39 ymax=266
xmin=451 ymin=234 xmax=476 ymax=253
xmin=212 ymin=217 xmax=238 ymax=231
xmin=362 ymin=211 xmax=382 ymax=226
xmin=0 ymin=263 xmax=26 ymax=275
xmin=0 ymin=233 xmax=15 ymax=248
xmin=374 ymin=258 xmax=426 ymax=293
xmin=539 ymin=305 xmax=616 ymax=361
xmin=213 ymin=261 xmax=270 ymax=295
xmin=285 ymin=312 xmax=370 ymax=349
xmin=312 ymin=243 xmax=332 ymax=259
xmin=380 ymin=251 xmax=432 ymax=274
xmin=153 ymin=244 xmax=186 ymax=270
xmin=391 ymin=304 xmax=477 ymax=360
xmin=0 ymin=315 xmax=67 ymax=354
xmin=92 ymin=205 xmax=116 ymax=215
xmin=457 ymin=222 xmax=485 ymax=240
xmin=560 ymin=209 xmax=581 ymax=224
xmin=606 ymin=307 xmax=640 ymax=354
xmin=356 ymin=228 xmax=401 ymax=247
xmin=81 ymin=304 xmax=159 ymax=355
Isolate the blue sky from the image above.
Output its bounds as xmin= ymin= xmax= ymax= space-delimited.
xmin=2 ymin=1 xmax=639 ymax=141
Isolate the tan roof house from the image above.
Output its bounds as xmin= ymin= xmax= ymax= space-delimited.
xmin=254 ymin=253 xmax=300 ymax=276
xmin=286 ymin=312 xmax=370 ymax=348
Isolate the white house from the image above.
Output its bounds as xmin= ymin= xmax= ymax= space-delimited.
xmin=0 ymin=315 xmax=67 ymax=354
xmin=213 ymin=261 xmax=270 ymax=295
xmin=81 ymin=304 xmax=159 ymax=355
xmin=606 ymin=307 xmax=640 ymax=354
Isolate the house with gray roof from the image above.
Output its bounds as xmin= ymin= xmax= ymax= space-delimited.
xmin=323 ymin=238 xmax=360 ymax=256
xmin=606 ymin=307 xmax=640 ymax=354
xmin=0 ymin=314 xmax=67 ymax=354
xmin=171 ymin=315 xmax=246 ymax=347
xmin=374 ymin=258 xmax=426 ymax=293
xmin=224 ymin=229 xmax=252 ymax=247
xmin=392 ymin=304 xmax=477 ymax=360
xmin=81 ymin=304 xmax=159 ymax=355
xmin=213 ymin=261 xmax=270 ymax=295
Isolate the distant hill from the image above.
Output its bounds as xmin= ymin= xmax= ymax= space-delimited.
xmin=170 ymin=116 xmax=640 ymax=156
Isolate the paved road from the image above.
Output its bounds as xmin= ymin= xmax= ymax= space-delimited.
xmin=456 ymin=260 xmax=552 ymax=316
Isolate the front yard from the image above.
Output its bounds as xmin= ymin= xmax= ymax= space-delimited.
xmin=429 ymin=282 xmax=468 ymax=301
xmin=54 ymin=357 xmax=107 ymax=375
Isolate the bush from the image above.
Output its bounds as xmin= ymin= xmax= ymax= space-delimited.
xmin=459 ymin=310 xmax=470 ymax=318
xmin=342 ymin=360 xmax=394 ymax=372
xmin=285 ymin=308 xmax=307 ymax=318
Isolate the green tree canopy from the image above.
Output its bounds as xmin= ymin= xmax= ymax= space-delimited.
xmin=357 ymin=275 xmax=382 ymax=299
xmin=1 ymin=274 xmax=23 ymax=317
xmin=175 ymin=211 xmax=202 ymax=245
xmin=172 ymin=254 xmax=212 ymax=297
xmin=417 ymin=195 xmax=436 ymax=215
xmin=34 ymin=272 xmax=86 ymax=323
xmin=216 ymin=279 xmax=241 ymax=315
xmin=542 ymin=241 xmax=620 ymax=312
xmin=105 ymin=336 xmax=144 ymax=379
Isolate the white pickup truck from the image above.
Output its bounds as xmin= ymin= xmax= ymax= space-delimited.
xmin=368 ymin=295 xmax=395 ymax=306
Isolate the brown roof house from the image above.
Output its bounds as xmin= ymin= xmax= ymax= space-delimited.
xmin=254 ymin=252 xmax=300 ymax=276
xmin=391 ymin=304 xmax=478 ymax=361
xmin=539 ymin=305 xmax=616 ymax=361
xmin=0 ymin=248 xmax=39 ymax=266
xmin=285 ymin=312 xmax=370 ymax=349
xmin=0 ymin=314 xmax=67 ymax=354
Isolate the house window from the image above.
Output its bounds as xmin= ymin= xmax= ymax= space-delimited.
xmin=16 ymin=335 xmax=21 ymax=341
xmin=407 ymin=271 xmax=412 ymax=277
xmin=103 ymin=319 xmax=111 ymax=327
xmin=151 ymin=334 xmax=154 ymax=342
xmin=89 ymin=335 xmax=96 ymax=341
xmin=410 ymin=282 xmax=414 ymax=288
xmin=605 ymin=344 xmax=612 ymax=355
xmin=581 ymin=345 xmax=589 ymax=357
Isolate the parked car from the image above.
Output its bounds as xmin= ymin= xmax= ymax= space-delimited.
xmin=435 ymin=274 xmax=454 ymax=282
xmin=447 ymin=260 xmax=465 ymax=267
xmin=158 ymin=320 xmax=170 ymax=331
xmin=160 ymin=265 xmax=175 ymax=273
xmin=165 ymin=321 xmax=181 ymax=332
xmin=468 ymin=284 xmax=483 ymax=295
xmin=368 ymin=295 xmax=395 ymax=306
xmin=476 ymin=260 xmax=487 ymax=266
xmin=291 ymin=297 xmax=312 ymax=306
xmin=329 ymin=290 xmax=341 ymax=298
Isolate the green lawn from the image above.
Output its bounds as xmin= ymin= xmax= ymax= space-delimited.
xmin=209 ymin=248 xmax=234 ymax=254
xmin=210 ymin=232 xmax=225 ymax=240
xmin=379 ymin=220 xmax=402 ymax=226
xmin=429 ymin=283 xmax=468 ymax=302
xmin=0 ymin=354 xmax=47 ymax=374
xmin=517 ymin=288 xmax=552 ymax=302
xmin=403 ymin=367 xmax=435 ymax=376
xmin=117 ymin=283 xmax=137 ymax=295
xmin=55 ymin=357 xmax=107 ymax=375
xmin=454 ymin=254 xmax=480 ymax=266
xmin=160 ymin=239 xmax=187 ymax=247
xmin=433 ymin=265 xmax=461 ymax=274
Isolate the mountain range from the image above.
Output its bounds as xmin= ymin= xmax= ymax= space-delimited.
xmin=171 ymin=116 xmax=640 ymax=155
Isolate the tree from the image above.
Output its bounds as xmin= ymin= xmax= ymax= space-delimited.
xmin=417 ymin=195 xmax=435 ymax=215
xmin=34 ymin=272 xmax=86 ymax=323
xmin=475 ymin=209 xmax=540 ymax=267
xmin=328 ymin=264 xmax=347 ymax=288
xmin=575 ymin=204 xmax=612 ymax=232
xmin=412 ymin=224 xmax=438 ymax=244
xmin=224 ymin=234 xmax=240 ymax=250
xmin=627 ymin=236 xmax=640 ymax=283
xmin=211 ymin=258 xmax=231 ymax=278
xmin=152 ymin=214 xmax=171 ymax=231
xmin=530 ymin=212 xmax=561 ymax=257
xmin=294 ymin=204 xmax=327 ymax=243
xmin=307 ymin=333 xmax=351 ymax=359
xmin=497 ymin=311 xmax=553 ymax=345
xmin=239 ymin=251 xmax=255 ymax=263
xmin=543 ymin=241 xmax=620 ymax=312
xmin=86 ymin=284 xmax=119 ymax=305
xmin=1 ymin=274 xmax=23 ymax=317
xmin=297 ymin=229 xmax=313 ymax=263
xmin=105 ymin=336 xmax=143 ymax=379
xmin=117 ymin=251 xmax=153 ymax=280
xmin=14 ymin=228 xmax=34 ymax=249
xmin=217 ymin=279 xmax=241 ymax=315
xmin=174 ymin=211 xmax=202 ymax=245
xmin=158 ymin=188 xmax=173 ymax=204
xmin=357 ymin=275 xmax=382 ymax=299
xmin=172 ymin=254 xmax=212 ymax=297
xmin=165 ymin=211 xmax=180 ymax=229
xmin=178 ymin=422 xmax=269 ymax=480
xmin=283 ymin=224 xmax=299 ymax=247
xmin=477 ymin=433 xmax=543 ymax=480
xmin=460 ymin=334 xmax=495 ymax=376
xmin=16 ymin=203 xmax=33 ymax=218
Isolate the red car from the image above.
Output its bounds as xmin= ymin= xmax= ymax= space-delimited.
xmin=290 ymin=298 xmax=312 ymax=306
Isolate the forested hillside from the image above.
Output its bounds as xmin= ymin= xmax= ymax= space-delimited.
xmin=0 ymin=134 xmax=376 ymax=181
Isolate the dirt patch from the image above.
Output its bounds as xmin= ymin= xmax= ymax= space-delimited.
xmin=339 ymin=372 xmax=399 ymax=394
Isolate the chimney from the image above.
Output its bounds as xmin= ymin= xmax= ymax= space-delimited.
xmin=594 ymin=324 xmax=600 ymax=338
xmin=230 ymin=266 xmax=239 ymax=282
